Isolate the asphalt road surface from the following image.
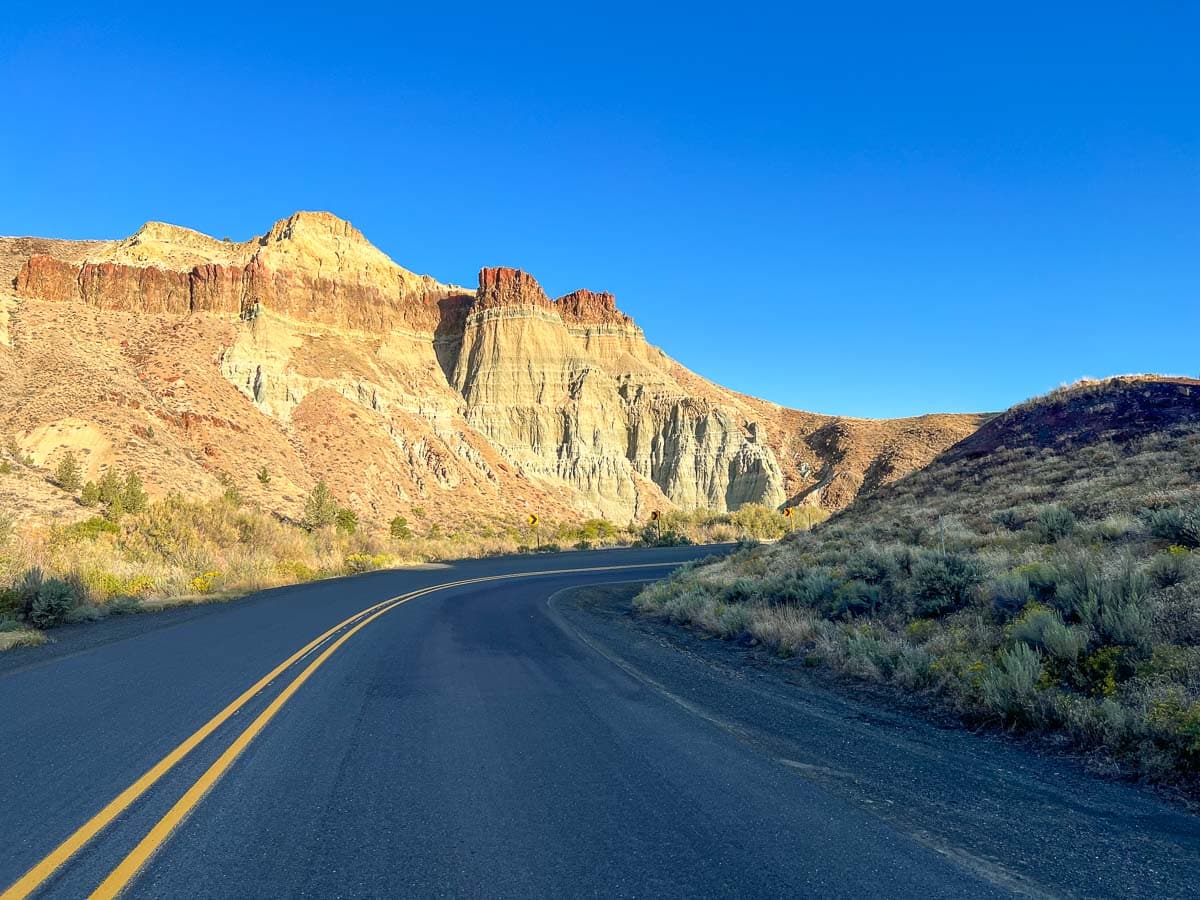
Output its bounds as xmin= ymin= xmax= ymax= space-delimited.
xmin=1 ymin=546 xmax=1197 ymax=898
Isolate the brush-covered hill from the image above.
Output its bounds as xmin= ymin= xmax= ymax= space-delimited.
xmin=637 ymin=376 xmax=1200 ymax=783
xmin=0 ymin=211 xmax=980 ymax=530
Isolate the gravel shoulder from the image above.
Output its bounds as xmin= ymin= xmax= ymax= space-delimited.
xmin=553 ymin=583 xmax=1200 ymax=900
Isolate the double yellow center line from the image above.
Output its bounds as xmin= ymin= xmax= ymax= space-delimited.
xmin=3 ymin=561 xmax=673 ymax=899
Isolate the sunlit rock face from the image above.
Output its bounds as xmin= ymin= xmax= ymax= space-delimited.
xmin=4 ymin=214 xmax=982 ymax=524
xmin=450 ymin=267 xmax=787 ymax=518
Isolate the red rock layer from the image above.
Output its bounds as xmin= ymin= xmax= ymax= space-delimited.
xmin=474 ymin=267 xmax=552 ymax=311
xmin=553 ymin=289 xmax=633 ymax=327
xmin=14 ymin=255 xmax=467 ymax=333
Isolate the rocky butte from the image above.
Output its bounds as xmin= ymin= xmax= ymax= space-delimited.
xmin=0 ymin=211 xmax=983 ymax=526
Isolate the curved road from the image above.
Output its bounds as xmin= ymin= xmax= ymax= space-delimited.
xmin=1 ymin=546 xmax=1197 ymax=898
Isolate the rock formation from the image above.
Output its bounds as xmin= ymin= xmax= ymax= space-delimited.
xmin=0 ymin=213 xmax=983 ymax=526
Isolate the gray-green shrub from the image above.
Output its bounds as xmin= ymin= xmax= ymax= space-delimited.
xmin=981 ymin=644 xmax=1043 ymax=723
xmin=1148 ymin=505 xmax=1200 ymax=549
xmin=909 ymin=553 xmax=983 ymax=617
xmin=988 ymin=572 xmax=1032 ymax=620
xmin=1011 ymin=605 xmax=1087 ymax=663
xmin=1035 ymin=505 xmax=1076 ymax=542
xmin=29 ymin=578 xmax=81 ymax=628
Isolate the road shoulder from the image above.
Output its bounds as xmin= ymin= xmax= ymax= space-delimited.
xmin=551 ymin=582 xmax=1200 ymax=900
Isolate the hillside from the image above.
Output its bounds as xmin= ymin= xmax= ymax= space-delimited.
xmin=0 ymin=211 xmax=980 ymax=529
xmin=637 ymin=376 xmax=1200 ymax=783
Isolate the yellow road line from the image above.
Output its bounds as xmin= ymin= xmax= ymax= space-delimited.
xmin=0 ymin=596 xmax=401 ymax=900
xmin=3 ymin=561 xmax=674 ymax=899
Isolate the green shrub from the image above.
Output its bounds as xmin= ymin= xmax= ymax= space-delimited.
xmin=1148 ymin=547 xmax=1195 ymax=588
xmin=335 ymin=508 xmax=358 ymax=535
xmin=729 ymin=503 xmax=789 ymax=540
xmin=1014 ymin=562 xmax=1058 ymax=603
xmin=81 ymin=481 xmax=100 ymax=506
xmin=904 ymin=618 xmax=938 ymax=643
xmin=562 ymin=518 xmax=618 ymax=543
xmin=301 ymin=481 xmax=339 ymax=530
xmin=29 ymin=578 xmax=82 ymax=628
xmin=106 ymin=594 xmax=143 ymax=616
xmin=1145 ymin=690 xmax=1200 ymax=769
xmin=723 ymin=577 xmax=760 ymax=604
xmin=762 ymin=569 xmax=837 ymax=608
xmin=980 ymin=644 xmax=1043 ymax=724
xmin=843 ymin=626 xmax=895 ymax=679
xmin=909 ymin=553 xmax=983 ymax=617
xmin=15 ymin=567 xmax=44 ymax=618
xmin=1054 ymin=556 xmax=1152 ymax=649
xmin=639 ymin=524 xmax=691 ymax=547
xmin=122 ymin=472 xmax=148 ymax=514
xmin=831 ymin=580 xmax=881 ymax=618
xmin=845 ymin=547 xmax=898 ymax=585
xmin=97 ymin=469 xmax=124 ymax=506
xmin=54 ymin=452 xmax=82 ymax=492
xmin=0 ymin=588 xmax=19 ymax=619
xmin=1077 ymin=646 xmax=1129 ymax=698
xmin=1148 ymin=506 xmax=1200 ymax=549
xmin=987 ymin=572 xmax=1032 ymax=620
xmin=257 ymin=466 xmax=271 ymax=484
xmin=711 ymin=602 xmax=752 ymax=638
xmin=389 ymin=516 xmax=413 ymax=540
xmin=1011 ymin=604 xmax=1087 ymax=663
xmin=991 ymin=508 xmax=1024 ymax=531
xmin=61 ymin=516 xmax=120 ymax=543
xmin=344 ymin=553 xmax=380 ymax=574
xmin=1093 ymin=515 xmax=1137 ymax=542
xmin=1034 ymin=505 xmax=1076 ymax=543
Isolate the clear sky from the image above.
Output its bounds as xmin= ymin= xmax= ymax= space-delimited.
xmin=2 ymin=3 xmax=1196 ymax=417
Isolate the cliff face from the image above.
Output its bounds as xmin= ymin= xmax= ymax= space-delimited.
xmin=1 ymin=213 xmax=982 ymax=525
xmin=451 ymin=267 xmax=787 ymax=517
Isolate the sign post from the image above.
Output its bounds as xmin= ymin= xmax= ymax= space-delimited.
xmin=650 ymin=509 xmax=661 ymax=542
xmin=783 ymin=506 xmax=795 ymax=532
xmin=527 ymin=513 xmax=540 ymax=550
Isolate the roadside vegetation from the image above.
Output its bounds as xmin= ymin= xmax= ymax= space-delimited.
xmin=0 ymin=442 xmax=828 ymax=647
xmin=636 ymin=379 xmax=1200 ymax=786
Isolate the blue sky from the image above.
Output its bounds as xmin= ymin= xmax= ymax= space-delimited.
xmin=1 ymin=3 xmax=1196 ymax=417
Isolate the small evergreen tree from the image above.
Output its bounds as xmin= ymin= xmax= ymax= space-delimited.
xmin=257 ymin=465 xmax=271 ymax=484
xmin=104 ymin=494 xmax=126 ymax=522
xmin=122 ymin=471 xmax=148 ymax=514
xmin=80 ymin=481 xmax=100 ymax=507
xmin=389 ymin=516 xmax=413 ymax=540
xmin=302 ymin=480 xmax=339 ymax=530
xmin=54 ymin=452 xmax=82 ymax=492
xmin=335 ymin=508 xmax=358 ymax=535
xmin=97 ymin=469 xmax=124 ymax=507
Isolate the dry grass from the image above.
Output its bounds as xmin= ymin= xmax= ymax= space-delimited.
xmin=0 ymin=493 xmax=818 ymax=649
xmin=0 ymin=629 xmax=47 ymax=651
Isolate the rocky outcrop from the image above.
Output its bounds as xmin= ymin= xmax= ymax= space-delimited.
xmin=449 ymin=267 xmax=787 ymax=516
xmin=554 ymin=289 xmax=632 ymax=327
xmin=3 ymin=212 xmax=983 ymax=523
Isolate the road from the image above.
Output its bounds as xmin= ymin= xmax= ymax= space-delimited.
xmin=1 ymin=546 xmax=1197 ymax=898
